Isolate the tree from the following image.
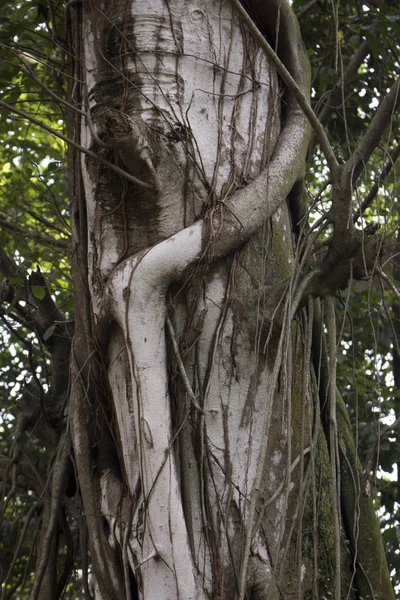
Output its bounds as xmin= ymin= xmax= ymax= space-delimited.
xmin=0 ymin=0 xmax=399 ymax=598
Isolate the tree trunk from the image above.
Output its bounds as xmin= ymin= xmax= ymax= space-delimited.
xmin=66 ymin=1 xmax=394 ymax=598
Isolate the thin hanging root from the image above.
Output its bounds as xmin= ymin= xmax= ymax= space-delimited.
xmin=324 ymin=294 xmax=341 ymax=600
xmin=30 ymin=432 xmax=70 ymax=600
xmin=166 ymin=314 xmax=204 ymax=413
xmin=1 ymin=501 xmax=41 ymax=595
xmin=379 ymin=269 xmax=400 ymax=302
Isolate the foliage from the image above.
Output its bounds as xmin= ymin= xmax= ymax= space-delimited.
xmin=0 ymin=1 xmax=73 ymax=597
xmin=0 ymin=0 xmax=399 ymax=596
xmin=296 ymin=0 xmax=400 ymax=588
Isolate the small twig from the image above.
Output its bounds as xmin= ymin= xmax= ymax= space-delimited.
xmin=0 ymin=100 xmax=154 ymax=191
xmin=363 ymin=413 xmax=400 ymax=493
xmin=296 ymin=0 xmax=319 ymax=18
xmin=355 ymin=144 xmax=400 ymax=220
xmin=0 ymin=43 xmax=86 ymax=119
xmin=379 ymin=269 xmax=400 ymax=303
xmin=310 ymin=38 xmax=372 ymax=157
xmin=1 ymin=501 xmax=41 ymax=597
xmin=344 ymin=78 xmax=400 ymax=186
xmin=0 ymin=215 xmax=69 ymax=250
xmin=319 ymin=40 xmax=371 ymax=126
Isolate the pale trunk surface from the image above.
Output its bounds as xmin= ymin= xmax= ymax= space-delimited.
xmin=66 ymin=1 xmax=393 ymax=599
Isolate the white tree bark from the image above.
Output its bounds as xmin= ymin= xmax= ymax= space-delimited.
xmin=75 ymin=1 xmax=310 ymax=597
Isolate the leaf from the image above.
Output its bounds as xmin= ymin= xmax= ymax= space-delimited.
xmin=386 ymin=14 xmax=400 ymax=23
xmin=9 ymin=277 xmax=24 ymax=285
xmin=31 ymin=285 xmax=45 ymax=300
xmin=43 ymin=324 xmax=56 ymax=341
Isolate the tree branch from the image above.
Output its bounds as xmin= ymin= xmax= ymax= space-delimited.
xmin=0 ymin=251 xmax=71 ymax=379
xmin=0 ymin=100 xmax=154 ymax=191
xmin=296 ymin=0 xmax=319 ymax=18
xmin=355 ymin=143 xmax=400 ymax=220
xmin=0 ymin=247 xmax=19 ymax=280
xmin=28 ymin=269 xmax=65 ymax=329
xmin=29 ymin=434 xmax=70 ymax=600
xmin=0 ymin=215 xmax=70 ymax=250
xmin=316 ymin=39 xmax=372 ymax=128
xmin=363 ymin=413 xmax=400 ymax=492
xmin=344 ymin=78 xmax=400 ymax=185
xmin=307 ymin=37 xmax=373 ymax=160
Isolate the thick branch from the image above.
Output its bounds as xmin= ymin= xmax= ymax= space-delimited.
xmin=108 ymin=108 xmax=310 ymax=299
xmin=28 ymin=269 xmax=72 ymax=408
xmin=313 ymin=80 xmax=399 ymax=290
xmin=0 ymin=249 xmax=71 ymax=372
xmin=296 ymin=0 xmax=319 ymax=18
xmin=16 ymin=383 xmax=60 ymax=448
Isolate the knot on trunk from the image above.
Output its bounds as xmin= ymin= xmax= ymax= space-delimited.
xmin=311 ymin=229 xmax=384 ymax=297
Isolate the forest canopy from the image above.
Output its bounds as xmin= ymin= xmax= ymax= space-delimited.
xmin=0 ymin=0 xmax=399 ymax=598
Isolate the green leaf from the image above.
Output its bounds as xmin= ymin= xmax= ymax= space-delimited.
xmin=43 ymin=324 xmax=56 ymax=341
xmin=31 ymin=285 xmax=45 ymax=300
xmin=9 ymin=277 xmax=24 ymax=285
